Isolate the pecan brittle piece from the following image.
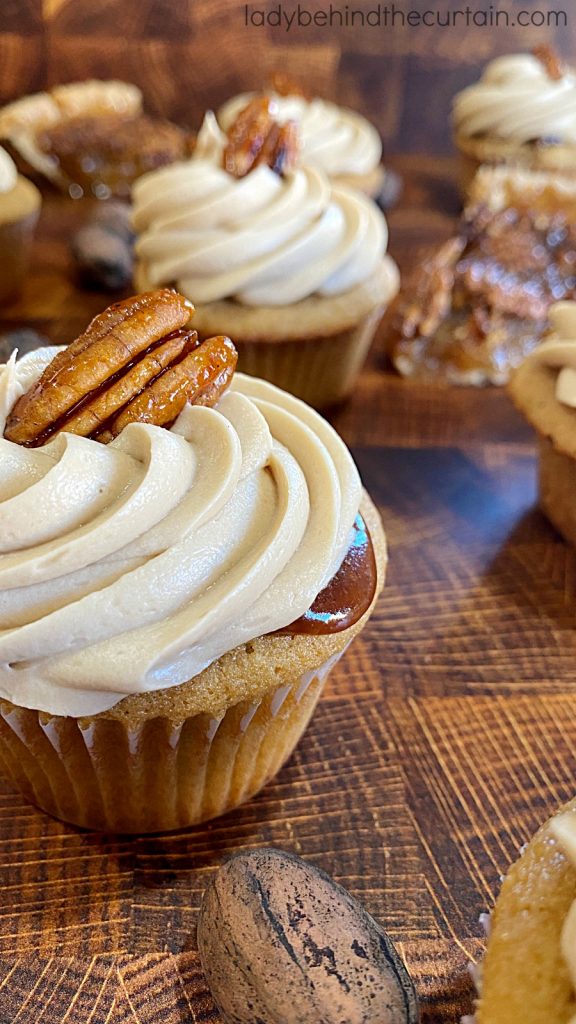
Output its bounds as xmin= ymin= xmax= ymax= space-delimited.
xmin=5 ymin=289 xmax=192 ymax=446
xmin=96 ymin=335 xmax=238 ymax=442
xmin=223 ymin=96 xmax=299 ymax=178
xmin=4 ymin=291 xmax=238 ymax=448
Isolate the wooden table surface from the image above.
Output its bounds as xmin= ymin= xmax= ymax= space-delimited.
xmin=1 ymin=155 xmax=574 ymax=1024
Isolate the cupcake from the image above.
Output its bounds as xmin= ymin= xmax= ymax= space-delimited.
xmin=475 ymin=799 xmax=576 ymax=1023
xmin=133 ymin=107 xmax=399 ymax=408
xmin=509 ymin=301 xmax=576 ymax=547
xmin=218 ymin=78 xmax=385 ymax=199
xmin=0 ymin=146 xmax=41 ymax=305
xmin=0 ymin=80 xmax=189 ymax=199
xmin=390 ymin=165 xmax=576 ymax=386
xmin=453 ymin=47 xmax=576 ymax=196
xmin=0 ymin=288 xmax=387 ymax=833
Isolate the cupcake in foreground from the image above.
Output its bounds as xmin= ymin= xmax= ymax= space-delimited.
xmin=134 ymin=104 xmax=399 ymax=408
xmin=0 ymin=146 xmax=41 ymax=305
xmin=509 ymin=301 xmax=576 ymax=547
xmin=453 ymin=47 xmax=576 ymax=195
xmin=390 ymin=165 xmax=576 ymax=386
xmin=474 ymin=799 xmax=576 ymax=1023
xmin=0 ymin=80 xmax=189 ymax=198
xmin=0 ymin=289 xmax=386 ymax=832
xmin=218 ymin=74 xmax=386 ymax=198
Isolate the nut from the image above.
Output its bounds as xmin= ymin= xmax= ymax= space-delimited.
xmin=198 ymin=847 xmax=418 ymax=1024
xmin=4 ymin=290 xmax=238 ymax=447
xmin=95 ymin=333 xmax=237 ymax=442
xmin=223 ymin=96 xmax=300 ymax=178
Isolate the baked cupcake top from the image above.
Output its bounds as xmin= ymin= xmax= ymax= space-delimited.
xmin=453 ymin=50 xmax=576 ymax=144
xmin=218 ymin=90 xmax=382 ymax=178
xmin=133 ymin=113 xmax=390 ymax=306
xmin=550 ymin=812 xmax=576 ymax=1004
xmin=0 ymin=291 xmax=368 ymax=717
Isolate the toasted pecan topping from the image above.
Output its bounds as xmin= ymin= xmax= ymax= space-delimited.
xmin=268 ymin=72 xmax=309 ymax=99
xmin=533 ymin=45 xmax=566 ymax=81
xmin=4 ymin=290 xmax=238 ymax=447
xmin=223 ymin=96 xmax=300 ymax=178
xmin=96 ymin=335 xmax=237 ymax=443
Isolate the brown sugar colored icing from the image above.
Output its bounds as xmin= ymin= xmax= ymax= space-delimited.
xmin=278 ymin=513 xmax=377 ymax=636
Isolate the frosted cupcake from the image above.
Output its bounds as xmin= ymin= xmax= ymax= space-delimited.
xmin=0 ymin=147 xmax=41 ymax=304
xmin=218 ymin=79 xmax=385 ymax=198
xmin=0 ymin=289 xmax=386 ymax=833
xmin=509 ymin=302 xmax=576 ymax=548
xmin=475 ymin=799 xmax=576 ymax=1023
xmin=452 ymin=48 xmax=576 ymax=195
xmin=134 ymin=108 xmax=399 ymax=408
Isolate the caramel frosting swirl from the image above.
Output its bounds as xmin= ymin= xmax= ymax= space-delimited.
xmin=453 ymin=53 xmax=576 ymax=143
xmin=0 ymin=349 xmax=361 ymax=717
xmin=219 ymin=92 xmax=382 ymax=177
xmin=132 ymin=148 xmax=390 ymax=305
xmin=532 ymin=302 xmax=576 ymax=407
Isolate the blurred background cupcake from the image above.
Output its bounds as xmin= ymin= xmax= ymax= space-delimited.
xmin=0 ymin=146 xmax=41 ymax=305
xmin=133 ymin=104 xmax=399 ymax=408
xmin=452 ymin=48 xmax=576 ymax=196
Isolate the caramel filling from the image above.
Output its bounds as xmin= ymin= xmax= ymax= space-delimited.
xmin=276 ymin=514 xmax=377 ymax=636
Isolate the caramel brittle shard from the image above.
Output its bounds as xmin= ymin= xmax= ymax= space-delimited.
xmin=223 ymin=96 xmax=299 ymax=178
xmin=4 ymin=290 xmax=238 ymax=447
xmin=389 ymin=168 xmax=576 ymax=385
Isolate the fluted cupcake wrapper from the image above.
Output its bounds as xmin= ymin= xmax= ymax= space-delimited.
xmin=235 ymin=309 xmax=384 ymax=409
xmin=0 ymin=649 xmax=345 ymax=833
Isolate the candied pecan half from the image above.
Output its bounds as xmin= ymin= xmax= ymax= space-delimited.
xmin=96 ymin=335 xmax=237 ymax=442
xmin=223 ymin=96 xmax=300 ymax=178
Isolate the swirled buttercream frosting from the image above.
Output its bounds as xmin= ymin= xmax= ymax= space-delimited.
xmin=133 ymin=146 xmax=389 ymax=305
xmin=0 ymin=348 xmax=362 ymax=717
xmin=532 ymin=301 xmax=576 ymax=407
xmin=453 ymin=53 xmax=576 ymax=143
xmin=219 ymin=92 xmax=382 ymax=177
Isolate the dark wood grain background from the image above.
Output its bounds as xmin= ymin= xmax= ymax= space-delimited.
xmin=0 ymin=0 xmax=573 ymax=155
